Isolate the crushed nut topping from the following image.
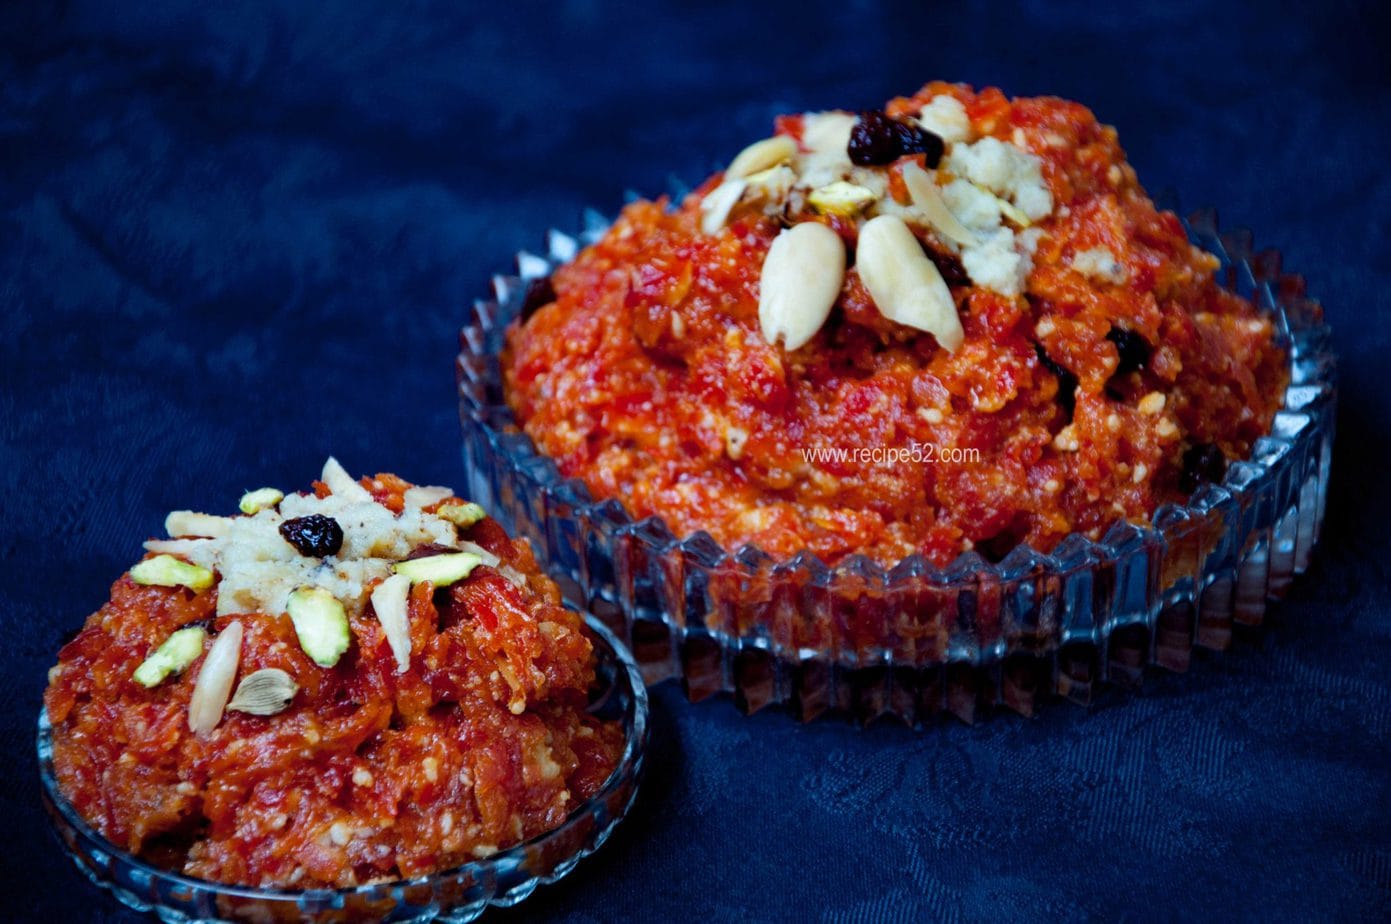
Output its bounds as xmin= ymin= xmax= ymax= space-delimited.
xmin=703 ymin=95 xmax=1058 ymax=349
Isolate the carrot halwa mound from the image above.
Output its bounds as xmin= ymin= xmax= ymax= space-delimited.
xmin=503 ymin=83 xmax=1287 ymax=566
xmin=44 ymin=473 xmax=624 ymax=888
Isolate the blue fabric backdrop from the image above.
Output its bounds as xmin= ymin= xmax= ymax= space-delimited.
xmin=3 ymin=1 xmax=1389 ymax=920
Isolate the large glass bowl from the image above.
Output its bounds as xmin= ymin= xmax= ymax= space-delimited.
xmin=457 ymin=203 xmax=1335 ymax=724
xmin=38 ymin=614 xmax=648 ymax=923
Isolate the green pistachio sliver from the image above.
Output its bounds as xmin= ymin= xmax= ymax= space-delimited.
xmin=393 ymin=552 xmax=484 ymax=588
xmin=286 ymin=587 xmax=351 ymax=668
xmin=132 ymin=626 xmax=207 ymax=688
xmin=238 ymin=487 xmax=285 ymax=515
xmin=436 ymin=502 xmax=488 ymax=529
xmin=131 ymin=555 xmax=215 ymax=593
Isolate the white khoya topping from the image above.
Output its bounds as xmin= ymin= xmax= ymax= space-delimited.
xmin=945 ymin=136 xmax=1053 ymax=221
xmin=147 ymin=458 xmax=468 ymax=619
xmin=915 ymin=95 xmax=972 ymax=144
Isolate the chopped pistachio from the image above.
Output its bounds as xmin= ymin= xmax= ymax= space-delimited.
xmin=806 ymin=180 xmax=877 ymax=216
xmin=130 ymin=555 xmax=216 ymax=593
xmin=286 ymin=587 xmax=351 ymax=668
xmin=437 ymin=502 xmax=488 ymax=529
xmin=238 ymin=487 xmax=284 ymax=515
xmin=393 ymin=551 xmax=484 ymax=588
xmin=132 ymin=626 xmax=207 ymax=688
xmin=226 ymin=668 xmax=298 ymax=716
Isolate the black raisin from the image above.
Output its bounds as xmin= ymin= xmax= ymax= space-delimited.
xmin=923 ymin=247 xmax=970 ymax=288
xmin=1034 ymin=343 xmax=1078 ymax=420
xmin=1106 ymin=326 xmax=1152 ymax=376
xmin=847 ymin=110 xmax=944 ymax=167
xmin=1179 ymin=443 xmax=1226 ymax=494
xmin=519 ymin=275 xmax=556 ymax=321
xmin=279 ymin=514 xmax=344 ymax=558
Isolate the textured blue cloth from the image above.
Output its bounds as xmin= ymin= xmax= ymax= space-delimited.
xmin=3 ymin=1 xmax=1389 ymax=921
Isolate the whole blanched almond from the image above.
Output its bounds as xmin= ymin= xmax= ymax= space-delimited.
xmin=900 ymin=162 xmax=978 ymax=247
xmin=758 ymin=222 xmax=846 ymax=351
xmin=856 ymin=215 xmax=964 ymax=351
xmin=726 ymin=135 xmax=797 ymax=180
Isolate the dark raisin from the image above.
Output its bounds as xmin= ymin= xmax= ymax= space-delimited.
xmin=1179 ymin=443 xmax=1226 ymax=494
xmin=1106 ymin=326 xmax=1152 ymax=376
xmin=519 ymin=275 xmax=556 ymax=321
xmin=1034 ymin=343 xmax=1078 ymax=420
xmin=279 ymin=514 xmax=344 ymax=558
xmin=923 ymin=247 xmax=970 ymax=288
xmin=847 ymin=110 xmax=944 ymax=167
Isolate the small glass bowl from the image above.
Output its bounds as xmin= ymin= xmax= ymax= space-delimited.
xmin=457 ymin=202 xmax=1336 ymax=724
xmin=38 ymin=614 xmax=648 ymax=923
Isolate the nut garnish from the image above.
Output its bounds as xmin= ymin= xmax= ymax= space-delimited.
xmin=742 ymin=164 xmax=796 ymax=203
xmin=369 ymin=573 xmax=413 ymax=674
xmin=725 ymin=135 xmax=797 ymax=180
xmin=165 ymin=511 xmax=233 ymax=539
xmin=132 ymin=626 xmax=207 ymax=688
xmin=188 ymin=620 xmax=243 ymax=735
xmin=321 ymin=456 xmax=373 ymax=503
xmin=393 ymin=551 xmax=485 ymax=587
xmin=900 ymin=161 xmax=977 ymax=247
xmin=227 ymin=668 xmax=298 ymax=716
xmin=699 ymin=178 xmax=747 ymax=235
xmin=402 ymin=485 xmax=453 ymax=509
xmin=757 ymin=222 xmax=846 ymax=351
xmin=855 ymin=215 xmax=963 ymax=350
xmin=807 ymin=181 xmax=876 ymax=216
xmin=438 ymin=501 xmax=487 ymax=528
xmin=456 ymin=540 xmax=501 ymax=568
xmin=130 ymin=554 xmax=216 ymax=592
xmin=287 ymin=586 xmax=351 ymax=667
xmin=238 ymin=487 xmax=284 ymax=515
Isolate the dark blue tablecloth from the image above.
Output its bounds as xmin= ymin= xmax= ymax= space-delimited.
xmin=4 ymin=2 xmax=1389 ymax=920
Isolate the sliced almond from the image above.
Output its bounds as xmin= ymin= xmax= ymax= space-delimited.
xmin=369 ymin=573 xmax=413 ymax=674
xmin=402 ymin=485 xmax=453 ymax=509
xmin=188 ymin=621 xmax=243 ymax=735
xmin=456 ymin=540 xmax=502 ymax=569
xmin=321 ymin=457 xmax=373 ymax=503
xmin=900 ymin=162 xmax=977 ymax=247
xmin=726 ymin=135 xmax=797 ymax=180
xmin=807 ymin=181 xmax=876 ymax=217
xmin=758 ymin=222 xmax=846 ymax=351
xmin=227 ymin=668 xmax=298 ymax=716
xmin=143 ymin=537 xmax=217 ymax=558
xmin=165 ymin=511 xmax=233 ymax=539
xmin=994 ymin=195 xmax=1032 ymax=227
xmin=699 ymin=179 xmax=747 ymax=235
xmin=855 ymin=215 xmax=964 ymax=351
xmin=498 ymin=564 xmax=528 ymax=590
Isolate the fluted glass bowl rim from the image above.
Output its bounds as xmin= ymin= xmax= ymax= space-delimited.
xmin=456 ymin=199 xmax=1335 ymax=602
xmin=37 ymin=612 xmax=648 ymax=916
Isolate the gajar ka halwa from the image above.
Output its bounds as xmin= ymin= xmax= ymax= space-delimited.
xmin=44 ymin=459 xmax=623 ymax=888
xmin=504 ymin=82 xmax=1287 ymax=567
